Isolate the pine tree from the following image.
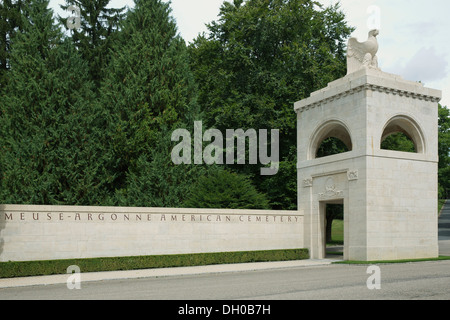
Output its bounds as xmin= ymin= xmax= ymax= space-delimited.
xmin=99 ymin=0 xmax=203 ymax=206
xmin=0 ymin=0 xmax=25 ymax=88
xmin=115 ymin=127 xmax=211 ymax=207
xmin=58 ymin=0 xmax=126 ymax=86
xmin=184 ymin=169 xmax=270 ymax=210
xmin=0 ymin=0 xmax=111 ymax=205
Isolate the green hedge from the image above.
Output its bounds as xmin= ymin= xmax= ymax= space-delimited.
xmin=0 ymin=249 xmax=309 ymax=279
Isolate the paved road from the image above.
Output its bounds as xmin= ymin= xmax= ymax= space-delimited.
xmin=0 ymin=260 xmax=449 ymax=300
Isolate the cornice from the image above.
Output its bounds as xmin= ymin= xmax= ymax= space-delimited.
xmin=295 ymin=83 xmax=441 ymax=113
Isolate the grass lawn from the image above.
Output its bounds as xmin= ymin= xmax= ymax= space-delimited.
xmin=327 ymin=219 xmax=344 ymax=246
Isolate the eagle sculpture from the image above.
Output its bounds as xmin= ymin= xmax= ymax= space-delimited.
xmin=347 ymin=29 xmax=380 ymax=74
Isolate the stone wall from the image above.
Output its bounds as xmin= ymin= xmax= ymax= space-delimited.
xmin=0 ymin=204 xmax=303 ymax=262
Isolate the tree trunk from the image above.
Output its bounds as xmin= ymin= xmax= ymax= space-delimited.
xmin=326 ymin=217 xmax=333 ymax=244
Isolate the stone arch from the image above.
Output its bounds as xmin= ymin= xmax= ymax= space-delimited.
xmin=380 ymin=115 xmax=426 ymax=153
xmin=309 ymin=120 xmax=353 ymax=160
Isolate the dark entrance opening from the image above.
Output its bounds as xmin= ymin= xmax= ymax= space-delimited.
xmin=324 ymin=201 xmax=344 ymax=259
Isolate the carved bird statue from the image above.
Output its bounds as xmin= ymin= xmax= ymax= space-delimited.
xmin=347 ymin=29 xmax=380 ymax=74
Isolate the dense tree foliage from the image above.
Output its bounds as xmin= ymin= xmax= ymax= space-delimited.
xmin=0 ymin=0 xmax=25 ymax=87
xmin=98 ymin=0 xmax=208 ymax=207
xmin=0 ymin=0 xmax=207 ymax=207
xmin=0 ymin=0 xmax=110 ymax=204
xmin=439 ymin=104 xmax=450 ymax=199
xmin=326 ymin=203 xmax=343 ymax=244
xmin=381 ymin=133 xmax=415 ymax=153
xmin=58 ymin=0 xmax=126 ymax=86
xmin=188 ymin=0 xmax=354 ymax=209
xmin=184 ymin=169 xmax=270 ymax=209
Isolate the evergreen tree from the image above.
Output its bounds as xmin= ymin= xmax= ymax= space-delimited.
xmin=58 ymin=0 xmax=126 ymax=86
xmin=115 ymin=127 xmax=212 ymax=207
xmin=0 ymin=0 xmax=25 ymax=87
xmin=100 ymin=0 xmax=203 ymax=206
xmin=184 ymin=169 xmax=270 ymax=210
xmin=438 ymin=104 xmax=450 ymax=199
xmin=0 ymin=0 xmax=110 ymax=205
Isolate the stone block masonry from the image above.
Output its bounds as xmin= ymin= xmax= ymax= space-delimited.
xmin=295 ymin=66 xmax=441 ymax=261
xmin=0 ymin=205 xmax=303 ymax=262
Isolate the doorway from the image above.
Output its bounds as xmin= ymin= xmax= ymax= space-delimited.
xmin=321 ymin=199 xmax=344 ymax=260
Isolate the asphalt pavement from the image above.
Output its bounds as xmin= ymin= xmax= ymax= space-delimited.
xmin=1 ymin=260 xmax=449 ymax=300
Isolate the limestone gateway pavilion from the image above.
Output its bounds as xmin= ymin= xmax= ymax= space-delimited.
xmin=296 ymin=30 xmax=441 ymax=261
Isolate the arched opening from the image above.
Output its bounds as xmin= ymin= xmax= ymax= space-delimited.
xmin=310 ymin=120 xmax=353 ymax=159
xmin=380 ymin=116 xmax=425 ymax=153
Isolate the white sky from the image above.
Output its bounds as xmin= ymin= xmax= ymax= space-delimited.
xmin=49 ymin=0 xmax=450 ymax=107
